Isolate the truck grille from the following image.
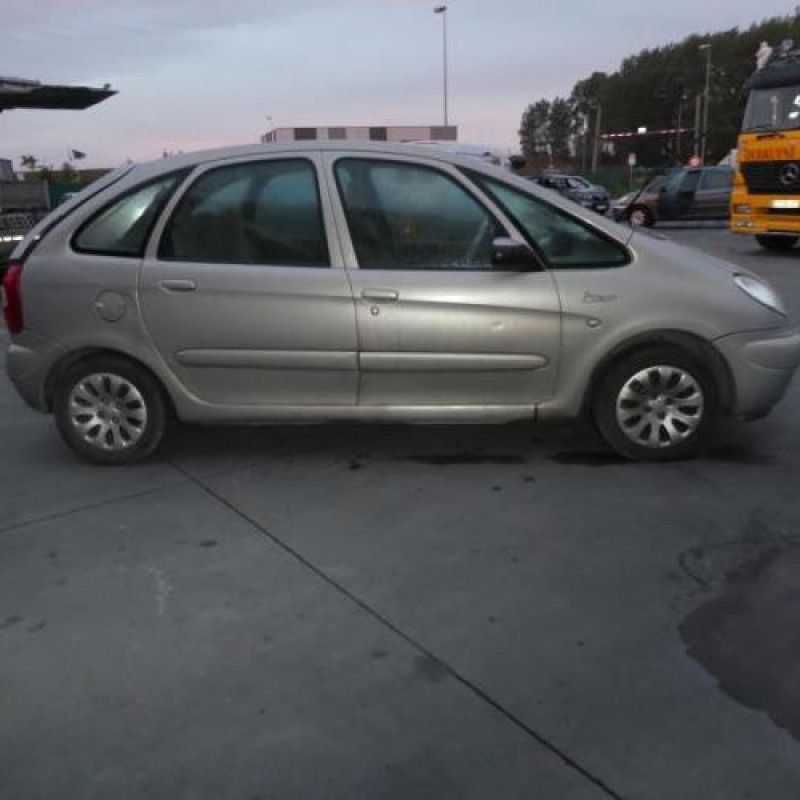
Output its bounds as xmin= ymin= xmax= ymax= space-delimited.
xmin=741 ymin=161 xmax=800 ymax=195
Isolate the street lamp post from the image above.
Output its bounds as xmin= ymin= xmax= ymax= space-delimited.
xmin=591 ymin=104 xmax=603 ymax=173
xmin=675 ymin=94 xmax=687 ymax=163
xmin=699 ymin=43 xmax=712 ymax=163
xmin=434 ymin=5 xmax=449 ymax=127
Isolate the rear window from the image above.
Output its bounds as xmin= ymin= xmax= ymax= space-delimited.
xmin=73 ymin=172 xmax=185 ymax=257
xmin=699 ymin=169 xmax=733 ymax=191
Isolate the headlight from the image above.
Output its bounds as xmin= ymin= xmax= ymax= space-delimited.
xmin=734 ymin=275 xmax=787 ymax=316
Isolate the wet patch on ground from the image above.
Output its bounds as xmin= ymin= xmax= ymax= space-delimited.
xmin=680 ymin=540 xmax=800 ymax=741
xmin=703 ymin=445 xmax=776 ymax=466
xmin=403 ymin=454 xmax=526 ymax=466
xmin=549 ymin=450 xmax=629 ymax=467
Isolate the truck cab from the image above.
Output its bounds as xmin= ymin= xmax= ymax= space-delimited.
xmin=732 ymin=44 xmax=800 ymax=250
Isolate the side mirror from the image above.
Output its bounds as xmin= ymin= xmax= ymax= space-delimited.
xmin=491 ymin=237 xmax=540 ymax=271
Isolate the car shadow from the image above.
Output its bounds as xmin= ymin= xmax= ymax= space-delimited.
xmin=158 ymin=416 xmax=775 ymax=474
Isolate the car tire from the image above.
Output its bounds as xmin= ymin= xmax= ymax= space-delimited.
xmin=593 ymin=347 xmax=717 ymax=462
xmin=627 ymin=206 xmax=654 ymax=228
xmin=756 ymin=234 xmax=798 ymax=252
xmin=53 ymin=356 xmax=167 ymax=465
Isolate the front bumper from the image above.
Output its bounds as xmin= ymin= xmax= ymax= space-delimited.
xmin=731 ymin=193 xmax=800 ymax=236
xmin=714 ymin=327 xmax=800 ymax=419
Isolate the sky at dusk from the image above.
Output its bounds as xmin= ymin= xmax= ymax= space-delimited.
xmin=0 ymin=0 xmax=793 ymax=168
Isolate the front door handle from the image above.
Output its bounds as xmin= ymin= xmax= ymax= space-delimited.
xmin=160 ymin=279 xmax=197 ymax=293
xmin=361 ymin=288 xmax=399 ymax=302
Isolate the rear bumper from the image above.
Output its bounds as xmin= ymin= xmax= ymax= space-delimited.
xmin=5 ymin=331 xmax=65 ymax=412
xmin=714 ymin=327 xmax=800 ymax=419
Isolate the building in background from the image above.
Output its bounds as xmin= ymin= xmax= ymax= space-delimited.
xmin=261 ymin=124 xmax=458 ymax=144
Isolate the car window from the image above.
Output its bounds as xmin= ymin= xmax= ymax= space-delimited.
xmin=698 ymin=169 xmax=733 ymax=191
xmin=74 ymin=173 xmax=183 ymax=257
xmin=160 ymin=159 xmax=329 ymax=267
xmin=471 ymin=174 xmax=629 ymax=269
xmin=680 ymin=171 xmax=701 ymax=193
xmin=335 ymin=158 xmax=503 ymax=270
xmin=661 ymin=172 xmax=684 ymax=193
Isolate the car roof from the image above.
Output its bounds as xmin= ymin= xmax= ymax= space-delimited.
xmin=123 ymin=141 xmax=504 ymax=183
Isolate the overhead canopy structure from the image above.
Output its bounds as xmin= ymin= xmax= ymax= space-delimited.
xmin=0 ymin=77 xmax=116 ymax=113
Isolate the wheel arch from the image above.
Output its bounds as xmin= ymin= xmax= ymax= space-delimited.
xmin=45 ymin=347 xmax=177 ymax=418
xmin=582 ymin=330 xmax=736 ymax=417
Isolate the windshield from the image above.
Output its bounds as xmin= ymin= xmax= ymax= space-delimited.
xmin=743 ymin=85 xmax=800 ymax=132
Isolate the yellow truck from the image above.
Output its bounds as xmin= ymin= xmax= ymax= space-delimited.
xmin=732 ymin=46 xmax=800 ymax=251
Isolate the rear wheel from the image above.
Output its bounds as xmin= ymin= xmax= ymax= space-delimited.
xmin=53 ymin=356 xmax=166 ymax=465
xmin=593 ymin=347 xmax=717 ymax=462
xmin=628 ymin=205 xmax=654 ymax=228
xmin=756 ymin=234 xmax=798 ymax=252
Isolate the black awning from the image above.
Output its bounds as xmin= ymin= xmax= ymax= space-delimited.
xmin=0 ymin=83 xmax=116 ymax=112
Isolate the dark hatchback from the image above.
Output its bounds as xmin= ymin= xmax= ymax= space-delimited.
xmin=612 ymin=166 xmax=733 ymax=227
xmin=534 ymin=174 xmax=610 ymax=215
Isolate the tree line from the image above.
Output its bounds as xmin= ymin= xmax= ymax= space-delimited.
xmin=519 ymin=12 xmax=799 ymax=170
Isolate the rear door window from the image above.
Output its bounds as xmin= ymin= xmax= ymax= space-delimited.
xmin=159 ymin=159 xmax=329 ymax=267
xmin=698 ymin=169 xmax=733 ymax=191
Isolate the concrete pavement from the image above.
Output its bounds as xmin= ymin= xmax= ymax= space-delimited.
xmin=2 ymin=228 xmax=800 ymax=799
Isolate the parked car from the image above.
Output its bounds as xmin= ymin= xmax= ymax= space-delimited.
xmin=534 ymin=173 xmax=610 ymax=215
xmin=4 ymin=143 xmax=798 ymax=464
xmin=1 ymin=212 xmax=46 ymax=274
xmin=612 ymin=166 xmax=733 ymax=226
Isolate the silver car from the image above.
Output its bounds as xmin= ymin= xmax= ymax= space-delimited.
xmin=4 ymin=143 xmax=799 ymax=464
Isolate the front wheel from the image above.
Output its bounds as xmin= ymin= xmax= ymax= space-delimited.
xmin=593 ymin=347 xmax=717 ymax=462
xmin=627 ymin=205 xmax=654 ymax=228
xmin=53 ymin=356 xmax=166 ymax=465
xmin=756 ymin=234 xmax=798 ymax=252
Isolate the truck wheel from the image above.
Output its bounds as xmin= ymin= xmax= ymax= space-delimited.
xmin=756 ymin=235 xmax=798 ymax=252
xmin=628 ymin=206 xmax=653 ymax=228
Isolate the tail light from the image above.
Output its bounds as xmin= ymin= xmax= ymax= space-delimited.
xmin=2 ymin=261 xmax=23 ymax=334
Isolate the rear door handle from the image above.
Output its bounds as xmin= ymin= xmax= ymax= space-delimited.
xmin=159 ymin=279 xmax=197 ymax=293
xmin=361 ymin=289 xmax=399 ymax=302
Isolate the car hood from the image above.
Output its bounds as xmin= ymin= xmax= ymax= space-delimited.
xmin=626 ymin=229 xmax=790 ymax=333
xmin=629 ymin=228 xmax=752 ymax=279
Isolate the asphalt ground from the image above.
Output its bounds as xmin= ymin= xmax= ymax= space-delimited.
xmin=2 ymin=227 xmax=800 ymax=800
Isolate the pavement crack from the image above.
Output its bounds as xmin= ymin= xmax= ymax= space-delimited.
xmin=0 ymin=484 xmax=176 ymax=537
xmin=162 ymin=457 xmax=627 ymax=800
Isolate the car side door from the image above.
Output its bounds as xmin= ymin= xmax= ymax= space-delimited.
xmin=694 ymin=167 xmax=733 ymax=219
xmin=138 ymin=154 xmax=358 ymax=409
xmin=657 ymin=170 xmax=699 ymax=220
xmin=323 ymin=153 xmax=562 ymax=410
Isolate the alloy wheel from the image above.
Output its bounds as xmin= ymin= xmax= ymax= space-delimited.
xmin=67 ymin=372 xmax=148 ymax=452
xmin=615 ymin=365 xmax=704 ymax=449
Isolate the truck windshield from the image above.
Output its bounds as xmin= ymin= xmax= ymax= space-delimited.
xmin=743 ymin=85 xmax=800 ymax=131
